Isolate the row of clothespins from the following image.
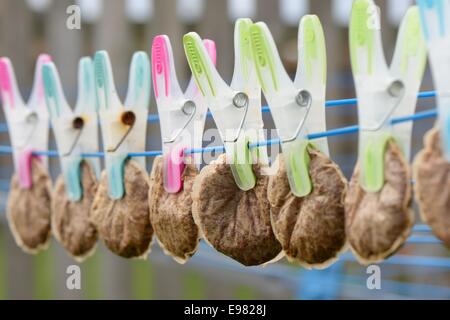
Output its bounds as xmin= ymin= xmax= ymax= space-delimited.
xmin=0 ymin=0 xmax=448 ymax=202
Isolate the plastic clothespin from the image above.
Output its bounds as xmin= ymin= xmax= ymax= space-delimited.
xmin=417 ymin=0 xmax=450 ymax=161
xmin=94 ymin=50 xmax=151 ymax=200
xmin=183 ymin=18 xmax=268 ymax=191
xmin=350 ymin=0 xmax=426 ymax=192
xmin=152 ymin=35 xmax=216 ymax=193
xmin=249 ymin=15 xmax=327 ymax=198
xmin=42 ymin=57 xmax=100 ymax=201
xmin=0 ymin=54 xmax=51 ymax=188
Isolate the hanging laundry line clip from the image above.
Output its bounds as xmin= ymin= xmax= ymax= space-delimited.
xmin=42 ymin=57 xmax=100 ymax=201
xmin=183 ymin=18 xmax=269 ymax=192
xmin=94 ymin=50 xmax=151 ymax=200
xmin=249 ymin=15 xmax=327 ymax=197
xmin=152 ymin=35 xmax=216 ymax=193
xmin=350 ymin=0 xmax=426 ymax=192
xmin=0 ymin=54 xmax=51 ymax=189
xmin=417 ymin=0 xmax=450 ymax=161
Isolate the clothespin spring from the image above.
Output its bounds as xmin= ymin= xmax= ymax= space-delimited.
xmin=223 ymin=92 xmax=250 ymax=143
xmin=282 ymin=90 xmax=313 ymax=143
xmin=360 ymin=80 xmax=406 ymax=132
xmin=163 ymin=100 xmax=197 ymax=145
xmin=106 ymin=111 xmax=136 ymax=153
xmin=61 ymin=117 xmax=85 ymax=157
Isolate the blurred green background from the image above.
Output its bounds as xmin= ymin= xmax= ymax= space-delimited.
xmin=0 ymin=0 xmax=449 ymax=300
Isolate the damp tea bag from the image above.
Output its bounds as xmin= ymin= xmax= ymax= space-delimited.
xmin=0 ymin=55 xmax=52 ymax=254
xmin=184 ymin=19 xmax=282 ymax=266
xmin=42 ymin=58 xmax=100 ymax=261
xmin=90 ymin=51 xmax=154 ymax=259
xmin=148 ymin=36 xmax=216 ymax=264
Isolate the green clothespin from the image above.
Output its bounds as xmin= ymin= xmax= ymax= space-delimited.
xmin=350 ymin=0 xmax=426 ymax=192
xmin=249 ymin=15 xmax=327 ymax=197
xmin=183 ymin=18 xmax=267 ymax=191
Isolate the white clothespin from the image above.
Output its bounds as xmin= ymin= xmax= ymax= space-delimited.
xmin=94 ymin=50 xmax=151 ymax=199
xmin=249 ymin=15 xmax=327 ymax=197
xmin=183 ymin=18 xmax=268 ymax=191
xmin=417 ymin=0 xmax=450 ymax=161
xmin=0 ymin=54 xmax=51 ymax=188
xmin=152 ymin=35 xmax=216 ymax=193
xmin=350 ymin=0 xmax=426 ymax=192
xmin=42 ymin=57 xmax=100 ymax=201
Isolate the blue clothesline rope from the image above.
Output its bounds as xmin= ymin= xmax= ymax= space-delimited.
xmin=0 ymin=108 xmax=438 ymax=158
xmin=0 ymin=90 xmax=438 ymax=133
xmin=0 ymin=91 xmax=438 ymax=158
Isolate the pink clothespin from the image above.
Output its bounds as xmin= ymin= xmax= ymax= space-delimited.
xmin=152 ymin=35 xmax=216 ymax=193
xmin=0 ymin=55 xmax=51 ymax=188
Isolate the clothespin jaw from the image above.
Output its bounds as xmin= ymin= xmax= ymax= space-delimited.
xmin=417 ymin=0 xmax=450 ymax=161
xmin=350 ymin=0 xmax=426 ymax=192
xmin=42 ymin=57 xmax=99 ymax=201
xmin=0 ymin=54 xmax=51 ymax=189
xmin=152 ymin=35 xmax=216 ymax=194
xmin=249 ymin=15 xmax=327 ymax=197
xmin=94 ymin=50 xmax=151 ymax=200
xmin=183 ymin=19 xmax=260 ymax=192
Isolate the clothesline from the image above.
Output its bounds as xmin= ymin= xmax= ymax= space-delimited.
xmin=148 ymin=90 xmax=437 ymax=123
xmin=0 ymin=92 xmax=438 ymax=158
xmin=0 ymin=108 xmax=437 ymax=158
xmin=0 ymin=90 xmax=438 ymax=133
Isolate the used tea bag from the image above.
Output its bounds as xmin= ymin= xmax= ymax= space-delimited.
xmin=149 ymin=36 xmax=216 ymax=263
xmin=192 ymin=154 xmax=282 ymax=266
xmin=345 ymin=2 xmax=425 ymax=264
xmin=7 ymin=158 xmax=52 ymax=254
xmin=345 ymin=141 xmax=414 ymax=264
xmin=91 ymin=160 xmax=153 ymax=259
xmin=415 ymin=2 xmax=450 ymax=249
xmin=148 ymin=156 xmax=199 ymax=264
xmin=0 ymin=55 xmax=53 ymax=253
xmin=413 ymin=128 xmax=450 ymax=248
xmin=42 ymin=58 xmax=101 ymax=261
xmin=184 ymin=24 xmax=282 ymax=266
xmin=92 ymin=51 xmax=152 ymax=259
xmin=52 ymin=162 xmax=98 ymax=261
xmin=268 ymin=147 xmax=348 ymax=269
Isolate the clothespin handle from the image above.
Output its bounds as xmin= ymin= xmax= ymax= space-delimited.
xmin=390 ymin=6 xmax=427 ymax=159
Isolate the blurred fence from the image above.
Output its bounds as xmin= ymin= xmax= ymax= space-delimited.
xmin=0 ymin=0 xmax=448 ymax=300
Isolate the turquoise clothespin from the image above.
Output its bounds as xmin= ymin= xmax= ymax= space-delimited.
xmin=417 ymin=0 xmax=450 ymax=161
xmin=94 ymin=51 xmax=151 ymax=199
xmin=42 ymin=57 xmax=100 ymax=201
